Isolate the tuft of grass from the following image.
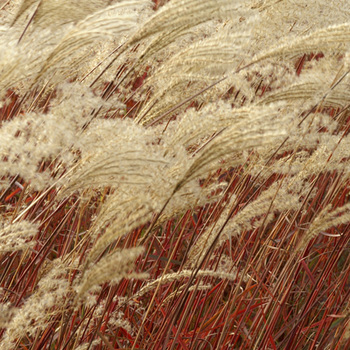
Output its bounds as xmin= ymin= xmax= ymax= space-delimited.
xmin=0 ymin=0 xmax=350 ymax=349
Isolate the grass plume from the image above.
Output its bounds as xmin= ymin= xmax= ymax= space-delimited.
xmin=0 ymin=0 xmax=349 ymax=349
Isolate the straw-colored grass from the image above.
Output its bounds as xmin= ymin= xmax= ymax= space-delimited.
xmin=0 ymin=0 xmax=350 ymax=349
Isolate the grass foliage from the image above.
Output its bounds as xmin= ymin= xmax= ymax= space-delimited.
xmin=0 ymin=0 xmax=350 ymax=349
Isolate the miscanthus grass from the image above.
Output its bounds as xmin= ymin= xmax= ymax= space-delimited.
xmin=0 ymin=0 xmax=350 ymax=349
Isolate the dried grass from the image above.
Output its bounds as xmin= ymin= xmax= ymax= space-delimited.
xmin=0 ymin=0 xmax=349 ymax=349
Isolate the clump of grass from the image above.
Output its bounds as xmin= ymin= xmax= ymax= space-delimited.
xmin=0 ymin=0 xmax=350 ymax=349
